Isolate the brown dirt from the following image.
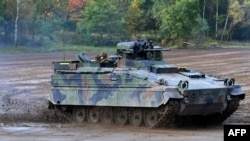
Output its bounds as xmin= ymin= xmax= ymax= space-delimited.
xmin=0 ymin=48 xmax=249 ymax=140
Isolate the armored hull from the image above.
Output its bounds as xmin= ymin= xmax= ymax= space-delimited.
xmin=48 ymin=40 xmax=245 ymax=128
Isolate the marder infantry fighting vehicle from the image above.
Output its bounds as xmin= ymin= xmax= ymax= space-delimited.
xmin=48 ymin=39 xmax=245 ymax=128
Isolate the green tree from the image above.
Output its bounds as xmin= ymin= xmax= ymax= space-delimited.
xmin=125 ymin=0 xmax=157 ymax=40
xmin=0 ymin=0 xmax=16 ymax=44
xmin=0 ymin=0 xmax=6 ymax=43
xmin=152 ymin=0 xmax=175 ymax=31
xmin=159 ymin=0 xmax=201 ymax=44
xmin=200 ymin=0 xmax=229 ymax=39
xmin=228 ymin=0 xmax=244 ymax=38
xmin=78 ymin=0 xmax=128 ymax=46
xmin=126 ymin=0 xmax=145 ymax=38
xmin=141 ymin=0 xmax=156 ymax=31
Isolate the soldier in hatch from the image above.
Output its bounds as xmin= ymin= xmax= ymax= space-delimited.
xmin=96 ymin=52 xmax=107 ymax=63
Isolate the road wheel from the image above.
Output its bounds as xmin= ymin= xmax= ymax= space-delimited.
xmin=100 ymin=107 xmax=113 ymax=124
xmin=88 ymin=107 xmax=100 ymax=123
xmin=73 ymin=107 xmax=86 ymax=123
xmin=129 ymin=109 xmax=143 ymax=127
xmin=144 ymin=110 xmax=158 ymax=128
xmin=115 ymin=108 xmax=128 ymax=125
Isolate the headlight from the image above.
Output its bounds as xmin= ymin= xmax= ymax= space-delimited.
xmin=177 ymin=80 xmax=189 ymax=95
xmin=178 ymin=80 xmax=189 ymax=89
xmin=224 ymin=78 xmax=235 ymax=86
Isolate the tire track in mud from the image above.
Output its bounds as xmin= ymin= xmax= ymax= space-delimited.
xmin=0 ymin=53 xmax=59 ymax=123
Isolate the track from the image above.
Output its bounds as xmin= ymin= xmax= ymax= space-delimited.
xmin=50 ymin=95 xmax=241 ymax=129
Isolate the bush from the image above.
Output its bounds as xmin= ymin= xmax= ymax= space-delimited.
xmin=54 ymin=31 xmax=82 ymax=45
xmin=81 ymin=33 xmax=122 ymax=46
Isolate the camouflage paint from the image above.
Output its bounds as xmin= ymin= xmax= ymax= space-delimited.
xmin=50 ymin=67 xmax=166 ymax=107
xmin=50 ymin=63 xmax=244 ymax=116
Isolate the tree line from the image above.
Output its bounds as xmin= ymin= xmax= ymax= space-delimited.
xmin=0 ymin=0 xmax=250 ymax=47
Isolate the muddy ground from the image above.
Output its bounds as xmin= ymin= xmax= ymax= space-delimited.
xmin=0 ymin=48 xmax=249 ymax=141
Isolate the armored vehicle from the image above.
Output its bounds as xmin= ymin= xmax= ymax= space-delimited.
xmin=48 ymin=39 xmax=245 ymax=128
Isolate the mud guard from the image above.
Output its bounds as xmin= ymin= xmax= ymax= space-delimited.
xmin=230 ymin=85 xmax=245 ymax=100
xmin=162 ymin=87 xmax=183 ymax=104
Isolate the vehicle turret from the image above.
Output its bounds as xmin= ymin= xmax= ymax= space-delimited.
xmin=117 ymin=39 xmax=170 ymax=61
xmin=116 ymin=39 xmax=170 ymax=68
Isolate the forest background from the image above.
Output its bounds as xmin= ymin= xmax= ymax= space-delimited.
xmin=0 ymin=0 xmax=250 ymax=52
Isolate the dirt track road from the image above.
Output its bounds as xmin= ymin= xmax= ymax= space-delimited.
xmin=0 ymin=123 xmax=223 ymax=141
xmin=0 ymin=48 xmax=249 ymax=141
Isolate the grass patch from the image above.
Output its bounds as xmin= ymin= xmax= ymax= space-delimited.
xmin=0 ymin=44 xmax=116 ymax=55
xmin=218 ymin=41 xmax=250 ymax=48
xmin=178 ymin=40 xmax=250 ymax=48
